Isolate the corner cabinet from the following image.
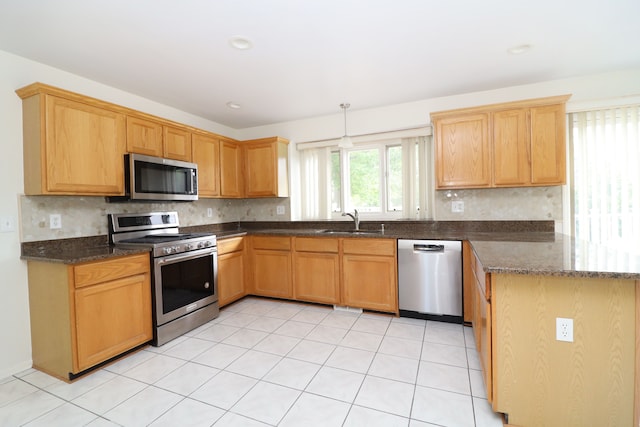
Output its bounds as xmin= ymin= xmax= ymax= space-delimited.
xmin=26 ymin=253 xmax=152 ymax=380
xmin=432 ymin=95 xmax=570 ymax=189
xmin=244 ymin=137 xmax=290 ymax=197
xmin=217 ymin=236 xmax=247 ymax=307
xmin=250 ymin=236 xmax=293 ymax=298
xmin=191 ymin=133 xmax=220 ymax=197
xmin=17 ymin=84 xmax=126 ymax=196
xmin=220 ymin=139 xmax=244 ymax=198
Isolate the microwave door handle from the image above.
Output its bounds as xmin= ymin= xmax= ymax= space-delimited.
xmin=189 ymin=170 xmax=195 ymax=194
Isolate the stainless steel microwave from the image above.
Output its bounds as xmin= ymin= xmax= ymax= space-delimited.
xmin=108 ymin=153 xmax=198 ymax=202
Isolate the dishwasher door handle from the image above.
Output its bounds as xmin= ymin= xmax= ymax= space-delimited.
xmin=413 ymin=244 xmax=445 ymax=252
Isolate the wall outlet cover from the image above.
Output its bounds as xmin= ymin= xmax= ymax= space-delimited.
xmin=276 ymin=205 xmax=285 ymax=215
xmin=556 ymin=317 xmax=574 ymax=342
xmin=451 ymin=200 xmax=464 ymax=213
xmin=49 ymin=214 xmax=62 ymax=229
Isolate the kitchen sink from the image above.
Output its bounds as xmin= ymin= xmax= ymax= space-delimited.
xmin=316 ymin=229 xmax=382 ymax=235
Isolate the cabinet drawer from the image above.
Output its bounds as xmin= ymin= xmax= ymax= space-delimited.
xmin=218 ymin=236 xmax=245 ymax=255
xmin=294 ymin=237 xmax=339 ymax=253
xmin=74 ymin=253 xmax=150 ymax=288
xmin=342 ymin=238 xmax=396 ymax=256
xmin=252 ymin=236 xmax=291 ymax=251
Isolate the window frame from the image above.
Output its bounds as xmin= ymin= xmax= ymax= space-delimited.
xmin=330 ymin=140 xmax=404 ymax=220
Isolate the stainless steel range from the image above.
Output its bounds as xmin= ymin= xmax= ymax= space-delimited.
xmin=108 ymin=212 xmax=218 ymax=346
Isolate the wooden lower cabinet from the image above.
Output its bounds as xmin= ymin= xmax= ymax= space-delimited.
xmin=217 ymin=237 xmax=247 ymax=306
xmin=293 ymin=237 xmax=340 ymax=305
xmin=470 ymin=247 xmax=493 ymax=402
xmin=244 ymin=236 xmax=398 ymax=313
xmin=26 ymin=253 xmax=152 ymax=380
xmin=250 ymin=236 xmax=293 ymax=299
xmin=342 ymin=238 xmax=398 ymax=314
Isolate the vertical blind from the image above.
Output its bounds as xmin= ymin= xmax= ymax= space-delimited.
xmin=569 ymin=106 xmax=640 ymax=255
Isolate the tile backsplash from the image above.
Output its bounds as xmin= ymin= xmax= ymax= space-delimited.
xmin=433 ymin=186 xmax=562 ymax=221
xmin=19 ymin=186 xmax=562 ymax=242
xmin=19 ymin=196 xmax=291 ymax=242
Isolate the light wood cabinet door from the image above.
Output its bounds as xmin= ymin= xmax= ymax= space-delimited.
xmin=493 ymin=109 xmax=530 ymax=186
xmin=220 ymin=140 xmax=244 ymax=198
xmin=126 ymin=116 xmax=163 ymax=157
xmin=434 ymin=113 xmax=491 ymax=189
xmin=163 ymin=125 xmax=192 ymax=161
xmin=192 ymin=133 xmax=220 ymax=197
xmin=342 ymin=254 xmax=397 ymax=313
xmin=244 ymin=137 xmax=289 ymax=197
xmin=294 ymin=250 xmax=340 ymax=305
xmin=341 ymin=238 xmax=397 ymax=313
xmin=471 ymin=250 xmax=492 ymax=402
xmin=252 ymin=249 xmax=292 ymax=298
xmin=74 ymin=272 xmax=152 ymax=371
xmin=251 ymin=236 xmax=292 ymax=298
xmin=530 ymin=103 xmax=566 ymax=185
xmin=218 ymin=237 xmax=246 ymax=307
xmin=462 ymin=241 xmax=474 ymax=324
xmin=39 ymin=95 xmax=126 ymax=195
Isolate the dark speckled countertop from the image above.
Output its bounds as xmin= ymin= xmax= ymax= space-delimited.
xmin=20 ymin=220 xmax=640 ymax=279
xmin=469 ymin=235 xmax=640 ymax=279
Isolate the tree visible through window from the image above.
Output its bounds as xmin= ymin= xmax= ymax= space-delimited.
xmin=330 ymin=142 xmax=404 ymax=217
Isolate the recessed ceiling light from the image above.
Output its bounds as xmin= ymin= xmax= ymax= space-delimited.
xmin=226 ymin=102 xmax=241 ymax=110
xmin=228 ymin=36 xmax=253 ymax=50
xmin=507 ymin=44 xmax=532 ymax=55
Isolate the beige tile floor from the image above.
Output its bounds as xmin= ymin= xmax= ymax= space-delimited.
xmin=0 ymin=297 xmax=504 ymax=426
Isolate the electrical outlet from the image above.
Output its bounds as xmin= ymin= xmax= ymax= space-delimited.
xmin=451 ymin=200 xmax=464 ymax=213
xmin=276 ymin=205 xmax=285 ymax=215
xmin=556 ymin=317 xmax=574 ymax=342
xmin=206 ymin=208 xmax=213 ymax=218
xmin=49 ymin=214 xmax=62 ymax=229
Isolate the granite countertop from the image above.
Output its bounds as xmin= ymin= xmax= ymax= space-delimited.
xmin=20 ymin=221 xmax=640 ymax=279
xmin=470 ymin=234 xmax=640 ymax=279
xmin=21 ymin=235 xmax=151 ymax=264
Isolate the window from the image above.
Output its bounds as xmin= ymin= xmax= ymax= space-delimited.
xmin=569 ymin=106 xmax=640 ymax=256
xmin=299 ymin=135 xmax=431 ymax=220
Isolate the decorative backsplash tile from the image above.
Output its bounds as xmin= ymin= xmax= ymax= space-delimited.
xmin=19 ymin=196 xmax=290 ymax=242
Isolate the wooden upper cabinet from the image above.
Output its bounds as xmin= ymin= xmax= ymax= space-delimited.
xmin=17 ymin=85 xmax=126 ymax=196
xmin=163 ymin=125 xmax=192 ymax=161
xmin=493 ymin=109 xmax=530 ymax=186
xmin=126 ymin=116 xmax=163 ymax=157
xmin=244 ymin=137 xmax=290 ymax=197
xmin=191 ymin=133 xmax=220 ymax=197
xmin=220 ymin=139 xmax=244 ymax=198
xmin=530 ymin=103 xmax=566 ymax=185
xmin=432 ymin=95 xmax=570 ymax=189
xmin=434 ymin=113 xmax=491 ymax=189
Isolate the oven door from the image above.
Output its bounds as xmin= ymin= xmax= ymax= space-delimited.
xmin=153 ymin=247 xmax=218 ymax=326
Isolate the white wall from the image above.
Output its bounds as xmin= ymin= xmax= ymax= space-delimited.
xmin=0 ymin=50 xmax=239 ymax=379
xmin=237 ymin=68 xmax=640 ymax=225
xmin=2 ymin=46 xmax=640 ymax=378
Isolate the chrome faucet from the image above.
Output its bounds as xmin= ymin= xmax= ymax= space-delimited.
xmin=342 ymin=209 xmax=360 ymax=230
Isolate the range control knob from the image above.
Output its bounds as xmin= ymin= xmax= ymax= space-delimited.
xmin=163 ymin=247 xmax=173 ymax=255
xmin=197 ymin=241 xmax=206 ymax=249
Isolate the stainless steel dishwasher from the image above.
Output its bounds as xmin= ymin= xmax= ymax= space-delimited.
xmin=398 ymin=240 xmax=462 ymax=322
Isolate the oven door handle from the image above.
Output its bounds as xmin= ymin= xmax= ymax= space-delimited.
xmin=155 ymin=247 xmax=216 ymax=265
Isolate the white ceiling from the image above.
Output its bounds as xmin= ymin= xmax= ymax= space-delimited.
xmin=1 ymin=0 xmax=639 ymax=129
